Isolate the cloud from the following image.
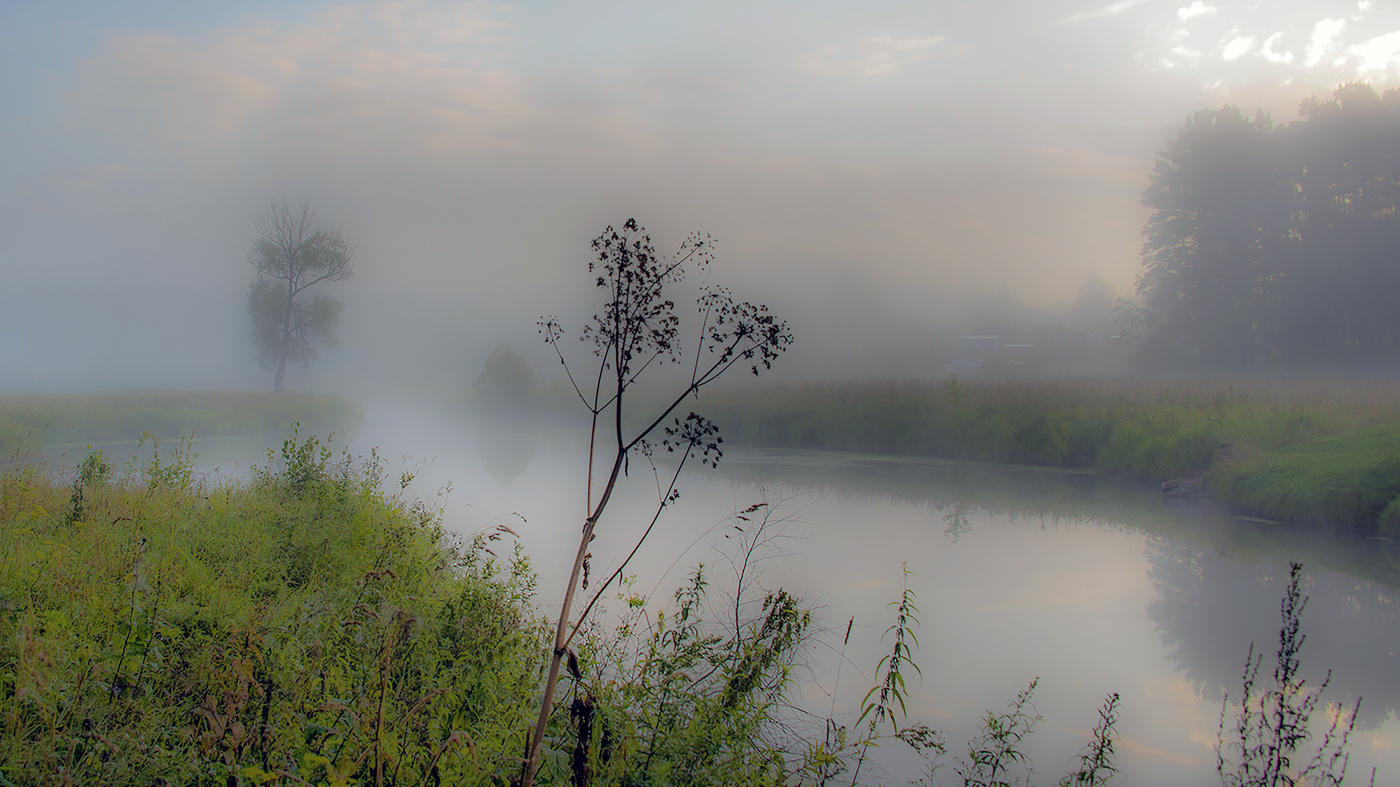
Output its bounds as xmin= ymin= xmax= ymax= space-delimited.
xmin=1305 ymin=18 xmax=1347 ymax=67
xmin=1260 ymin=32 xmax=1294 ymax=64
xmin=798 ymin=35 xmax=948 ymax=79
xmin=1177 ymin=2 xmax=1216 ymax=23
xmin=1057 ymin=0 xmax=1150 ymax=24
xmin=1350 ymin=30 xmax=1400 ymax=73
xmin=1221 ymin=35 xmax=1253 ymax=60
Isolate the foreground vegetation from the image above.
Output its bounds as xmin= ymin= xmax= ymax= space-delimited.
xmin=1 ymin=436 xmax=544 ymax=784
xmin=693 ymin=377 xmax=1400 ymax=536
xmin=3 ymin=434 xmax=1377 ymax=784
xmin=0 ymin=391 xmax=361 ymax=460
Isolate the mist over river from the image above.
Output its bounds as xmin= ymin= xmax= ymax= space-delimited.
xmin=49 ymin=403 xmax=1400 ymax=785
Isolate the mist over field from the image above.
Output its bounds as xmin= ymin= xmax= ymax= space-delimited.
xmin=4 ymin=0 xmax=1398 ymax=395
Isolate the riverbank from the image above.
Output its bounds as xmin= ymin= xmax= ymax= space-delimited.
xmin=0 ymin=391 xmax=362 ymax=460
xmin=0 ymin=435 xmax=838 ymax=785
xmin=695 ymin=378 xmax=1400 ymax=536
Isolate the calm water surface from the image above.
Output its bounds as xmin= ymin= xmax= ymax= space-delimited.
xmin=49 ymin=403 xmax=1400 ymax=785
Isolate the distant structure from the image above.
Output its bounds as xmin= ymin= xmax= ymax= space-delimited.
xmin=941 ymin=335 xmax=1001 ymax=375
xmin=955 ymin=335 xmax=1001 ymax=353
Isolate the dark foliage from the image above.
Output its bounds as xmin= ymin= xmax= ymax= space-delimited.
xmin=1139 ymin=83 xmax=1400 ymax=368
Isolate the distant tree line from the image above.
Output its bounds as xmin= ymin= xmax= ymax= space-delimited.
xmin=1137 ymin=82 xmax=1400 ymax=368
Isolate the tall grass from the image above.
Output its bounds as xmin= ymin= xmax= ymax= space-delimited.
xmin=1 ymin=435 xmax=541 ymax=785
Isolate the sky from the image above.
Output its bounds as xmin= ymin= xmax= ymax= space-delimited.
xmin=3 ymin=0 xmax=1400 ymax=392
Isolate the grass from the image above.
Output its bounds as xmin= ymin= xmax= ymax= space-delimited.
xmin=0 ymin=391 xmax=362 ymax=460
xmin=1216 ymin=425 xmax=1400 ymax=536
xmin=687 ymin=377 xmax=1400 ymax=536
xmin=1 ymin=434 xmax=543 ymax=785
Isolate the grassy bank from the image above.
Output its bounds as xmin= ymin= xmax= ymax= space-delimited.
xmin=1 ymin=436 xmax=545 ymax=784
xmin=693 ymin=378 xmax=1400 ymax=535
xmin=0 ymin=391 xmax=362 ymax=460
xmin=0 ymin=437 xmax=830 ymax=785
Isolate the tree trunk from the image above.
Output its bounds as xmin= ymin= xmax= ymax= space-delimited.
xmin=275 ymin=276 xmax=295 ymax=393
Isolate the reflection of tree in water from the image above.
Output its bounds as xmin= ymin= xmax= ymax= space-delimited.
xmin=942 ymin=501 xmax=972 ymax=542
xmin=1147 ymin=537 xmax=1400 ymax=729
xmin=472 ymin=421 xmax=538 ymax=486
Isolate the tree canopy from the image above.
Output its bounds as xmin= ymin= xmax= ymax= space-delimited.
xmin=471 ymin=342 xmax=537 ymax=411
xmin=1138 ymin=82 xmax=1400 ymax=368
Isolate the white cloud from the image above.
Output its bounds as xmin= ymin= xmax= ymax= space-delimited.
xmin=1057 ymin=0 xmax=1150 ymax=24
xmin=1177 ymin=2 xmax=1216 ymax=22
xmin=1350 ymin=30 xmax=1400 ymax=73
xmin=799 ymin=35 xmax=948 ymax=79
xmin=1169 ymin=27 xmax=1202 ymax=60
xmin=1305 ymin=18 xmax=1347 ymax=67
xmin=1260 ymin=32 xmax=1294 ymax=64
xmin=1221 ymin=35 xmax=1253 ymax=60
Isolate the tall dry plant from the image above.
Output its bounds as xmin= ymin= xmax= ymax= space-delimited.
xmin=1217 ymin=562 xmax=1369 ymax=787
xmin=520 ymin=218 xmax=792 ymax=786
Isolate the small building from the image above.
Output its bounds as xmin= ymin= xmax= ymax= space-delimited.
xmin=955 ymin=335 xmax=1001 ymax=353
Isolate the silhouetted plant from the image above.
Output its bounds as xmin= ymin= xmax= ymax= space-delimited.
xmin=1059 ymin=692 xmax=1121 ymax=787
xmin=1216 ymin=562 xmax=1367 ymax=787
xmin=521 ymin=218 xmax=793 ymax=786
xmin=850 ymin=563 xmax=921 ymax=786
xmin=955 ymin=677 xmax=1042 ymax=787
xmin=898 ymin=723 xmax=949 ymax=787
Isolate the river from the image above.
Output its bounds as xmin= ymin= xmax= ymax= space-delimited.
xmin=48 ymin=402 xmax=1400 ymax=785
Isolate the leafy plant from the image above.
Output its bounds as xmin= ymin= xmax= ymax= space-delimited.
xmin=850 ymin=563 xmax=921 ymax=786
xmin=955 ymin=678 xmax=1042 ymax=787
xmin=1059 ymin=692 xmax=1121 ymax=787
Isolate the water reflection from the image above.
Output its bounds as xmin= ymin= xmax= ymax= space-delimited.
xmin=471 ymin=418 xmax=539 ymax=486
xmin=708 ymin=446 xmax=1400 ymax=741
xmin=1147 ymin=538 xmax=1400 ymax=730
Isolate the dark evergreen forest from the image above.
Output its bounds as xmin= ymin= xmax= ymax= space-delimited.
xmin=1137 ymin=82 xmax=1400 ymax=369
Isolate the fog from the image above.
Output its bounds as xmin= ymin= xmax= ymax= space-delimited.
xmin=5 ymin=0 xmax=1399 ymax=393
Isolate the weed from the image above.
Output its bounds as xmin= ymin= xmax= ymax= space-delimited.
xmin=522 ymin=218 xmax=792 ymax=785
xmin=955 ymin=677 xmax=1043 ymax=787
xmin=1059 ymin=692 xmax=1121 ymax=787
xmin=850 ymin=563 xmax=921 ymax=786
xmin=1217 ymin=562 xmax=1365 ymax=787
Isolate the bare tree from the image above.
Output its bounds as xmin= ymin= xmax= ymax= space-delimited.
xmin=247 ymin=199 xmax=354 ymax=392
xmin=519 ymin=218 xmax=793 ymax=787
